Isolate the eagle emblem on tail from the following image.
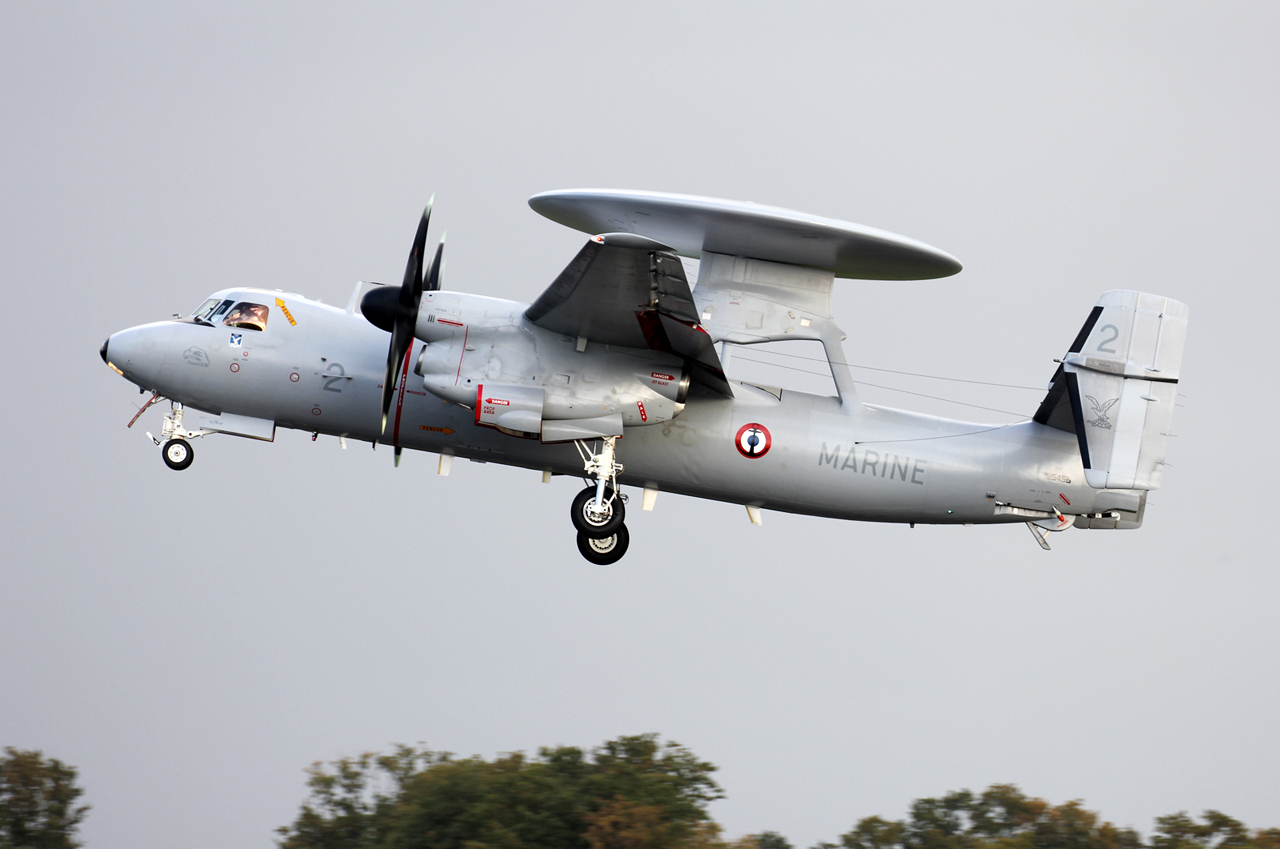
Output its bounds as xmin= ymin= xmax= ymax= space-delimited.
xmin=1086 ymin=395 xmax=1119 ymax=429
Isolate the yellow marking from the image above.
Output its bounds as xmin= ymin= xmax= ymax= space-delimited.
xmin=275 ymin=298 xmax=297 ymax=326
xmin=420 ymin=425 xmax=456 ymax=434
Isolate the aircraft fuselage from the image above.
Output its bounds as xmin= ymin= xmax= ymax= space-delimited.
xmin=104 ymin=287 xmax=1111 ymax=528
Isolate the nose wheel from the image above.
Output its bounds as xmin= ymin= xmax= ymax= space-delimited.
xmin=162 ymin=438 xmax=194 ymax=471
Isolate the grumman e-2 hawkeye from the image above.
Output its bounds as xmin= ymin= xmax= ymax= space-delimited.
xmin=101 ymin=190 xmax=1188 ymax=563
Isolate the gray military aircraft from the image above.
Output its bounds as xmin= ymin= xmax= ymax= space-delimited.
xmin=101 ymin=190 xmax=1188 ymax=563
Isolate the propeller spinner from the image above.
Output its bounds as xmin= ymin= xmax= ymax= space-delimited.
xmin=360 ymin=199 xmax=444 ymax=465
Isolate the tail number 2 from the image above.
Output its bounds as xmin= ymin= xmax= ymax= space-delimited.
xmin=1096 ymin=324 xmax=1119 ymax=354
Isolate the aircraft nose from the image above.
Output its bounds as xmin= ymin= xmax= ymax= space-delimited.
xmin=104 ymin=322 xmax=173 ymax=388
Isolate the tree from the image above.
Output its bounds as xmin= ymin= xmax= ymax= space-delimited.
xmin=277 ymin=734 xmax=724 ymax=849
xmin=829 ymin=786 xmax=1144 ymax=849
xmin=756 ymin=832 xmax=794 ymax=849
xmin=0 ymin=748 xmax=90 ymax=849
xmin=1153 ymin=811 xmax=1260 ymax=849
xmin=280 ymin=746 xmax=1280 ymax=849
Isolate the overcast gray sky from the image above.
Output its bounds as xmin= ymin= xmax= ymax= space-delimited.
xmin=3 ymin=3 xmax=1277 ymax=848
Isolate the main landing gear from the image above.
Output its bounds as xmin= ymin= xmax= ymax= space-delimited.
xmin=145 ymin=401 xmax=210 ymax=472
xmin=577 ymin=524 xmax=629 ymax=565
xmin=572 ymin=436 xmax=630 ymax=565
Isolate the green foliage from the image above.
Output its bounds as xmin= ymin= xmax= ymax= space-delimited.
xmin=823 ymin=787 xmax=1277 ymax=849
xmin=756 ymin=833 xmax=795 ymax=849
xmin=279 ymin=739 xmax=1280 ymax=849
xmin=0 ymin=748 xmax=90 ymax=849
xmin=277 ymin=734 xmax=723 ymax=849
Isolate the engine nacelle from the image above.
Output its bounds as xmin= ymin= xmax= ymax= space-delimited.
xmin=411 ymin=292 xmax=693 ymax=441
xmin=475 ymin=383 xmax=544 ymax=439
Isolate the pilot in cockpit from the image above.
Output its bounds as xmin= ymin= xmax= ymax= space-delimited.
xmin=222 ymin=302 xmax=269 ymax=331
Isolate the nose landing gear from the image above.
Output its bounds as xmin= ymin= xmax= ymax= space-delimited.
xmin=145 ymin=402 xmax=210 ymax=472
xmin=572 ymin=436 xmax=630 ymax=564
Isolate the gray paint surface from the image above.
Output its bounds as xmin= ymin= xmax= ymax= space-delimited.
xmin=3 ymin=4 xmax=1278 ymax=849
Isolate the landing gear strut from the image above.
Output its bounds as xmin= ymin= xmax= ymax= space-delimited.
xmin=146 ymin=402 xmax=209 ymax=472
xmin=572 ymin=436 xmax=630 ymax=563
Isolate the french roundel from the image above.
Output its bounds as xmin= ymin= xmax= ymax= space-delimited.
xmin=735 ymin=422 xmax=772 ymax=459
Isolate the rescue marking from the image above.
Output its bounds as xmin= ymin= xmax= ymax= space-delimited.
xmin=420 ymin=425 xmax=456 ymax=434
xmin=735 ymin=423 xmax=771 ymax=459
xmin=275 ymin=298 xmax=297 ymax=326
xmin=637 ymin=400 xmax=648 ymax=422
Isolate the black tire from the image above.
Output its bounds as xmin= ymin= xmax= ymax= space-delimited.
xmin=162 ymin=438 xmax=194 ymax=471
xmin=576 ymin=524 xmax=630 ymax=565
xmin=571 ymin=485 xmax=625 ymax=537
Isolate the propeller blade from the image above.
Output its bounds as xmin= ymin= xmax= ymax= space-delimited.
xmin=378 ymin=200 xmax=434 ymax=434
xmin=380 ymin=321 xmax=407 ymax=433
xmin=424 ymin=234 xmax=445 ymax=292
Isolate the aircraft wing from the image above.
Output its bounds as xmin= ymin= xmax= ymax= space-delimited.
xmin=525 ymin=233 xmax=731 ymax=395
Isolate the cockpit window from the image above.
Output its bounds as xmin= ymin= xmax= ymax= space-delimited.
xmin=223 ymin=302 xmax=269 ymax=331
xmin=192 ymin=298 xmax=235 ymax=322
xmin=192 ymin=299 xmax=220 ymax=320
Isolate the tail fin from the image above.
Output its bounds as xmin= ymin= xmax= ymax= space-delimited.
xmin=1033 ymin=290 xmax=1188 ymax=490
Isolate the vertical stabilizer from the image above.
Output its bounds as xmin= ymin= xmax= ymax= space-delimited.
xmin=1033 ymin=290 xmax=1188 ymax=490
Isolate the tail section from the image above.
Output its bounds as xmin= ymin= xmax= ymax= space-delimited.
xmin=1034 ymin=290 xmax=1188 ymax=491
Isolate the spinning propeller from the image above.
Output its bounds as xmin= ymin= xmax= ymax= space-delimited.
xmin=359 ymin=198 xmax=444 ymax=466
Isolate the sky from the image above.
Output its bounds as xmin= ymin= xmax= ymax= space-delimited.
xmin=2 ymin=3 xmax=1278 ymax=847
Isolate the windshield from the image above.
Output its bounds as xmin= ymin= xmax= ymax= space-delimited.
xmin=192 ymin=298 xmax=234 ymax=322
xmin=192 ymin=299 xmax=218 ymax=319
